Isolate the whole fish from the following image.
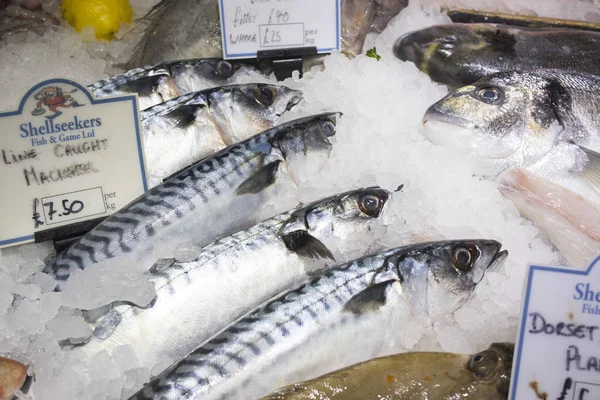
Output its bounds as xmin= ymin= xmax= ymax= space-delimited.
xmin=499 ymin=168 xmax=600 ymax=269
xmin=263 ymin=342 xmax=514 ymax=400
xmin=341 ymin=0 xmax=408 ymax=57
xmin=140 ymin=83 xmax=302 ymax=187
xmin=74 ymin=187 xmax=391 ymax=373
xmin=0 ymin=356 xmax=27 ymax=400
xmin=394 ymin=23 xmax=600 ymax=87
xmin=88 ymin=58 xmax=255 ymax=110
xmin=130 ymin=239 xmax=507 ymax=400
xmin=421 ymin=69 xmax=600 ymax=194
xmin=46 ymin=112 xmax=340 ymax=289
xmin=126 ymin=0 xmax=407 ymax=68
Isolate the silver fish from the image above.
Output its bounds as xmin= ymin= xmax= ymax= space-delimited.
xmin=126 ymin=0 xmax=222 ymax=69
xmin=422 ymin=69 xmax=600 ymax=194
xmin=130 ymin=240 xmax=507 ymax=400
xmin=140 ymin=83 xmax=302 ymax=187
xmin=74 ymin=187 xmax=391 ymax=374
xmin=88 ymin=58 xmax=254 ymax=110
xmin=46 ymin=112 xmax=340 ymax=290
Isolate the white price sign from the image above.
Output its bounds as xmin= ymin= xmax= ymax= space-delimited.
xmin=510 ymin=257 xmax=600 ymax=400
xmin=218 ymin=0 xmax=341 ymax=59
xmin=0 ymin=78 xmax=148 ymax=248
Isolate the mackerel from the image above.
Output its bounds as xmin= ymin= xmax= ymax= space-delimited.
xmin=131 ymin=240 xmax=508 ymax=400
xmin=46 ymin=113 xmax=340 ymax=289
xmin=88 ymin=59 xmax=255 ymax=110
xmin=139 ymin=84 xmax=302 ymax=187
xmin=74 ymin=187 xmax=391 ymax=373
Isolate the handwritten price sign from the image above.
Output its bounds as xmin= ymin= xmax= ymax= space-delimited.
xmin=218 ymin=0 xmax=341 ymax=59
xmin=510 ymin=258 xmax=600 ymax=400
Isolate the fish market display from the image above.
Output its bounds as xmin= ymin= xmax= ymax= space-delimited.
xmin=74 ymin=187 xmax=391 ymax=373
xmin=127 ymin=0 xmax=407 ymax=68
xmin=394 ymin=23 xmax=600 ymax=87
xmin=140 ymin=83 xmax=302 ymax=187
xmin=341 ymin=0 xmax=409 ymax=57
xmin=263 ymin=342 xmax=514 ymax=400
xmin=499 ymin=168 xmax=600 ymax=269
xmin=88 ymin=58 xmax=255 ymax=110
xmin=131 ymin=240 xmax=507 ymax=400
xmin=421 ymin=69 xmax=600 ymax=193
xmin=46 ymin=113 xmax=339 ymax=289
xmin=0 ymin=356 xmax=27 ymax=400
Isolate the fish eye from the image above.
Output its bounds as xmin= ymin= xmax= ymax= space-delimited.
xmin=452 ymin=244 xmax=479 ymax=272
xmin=468 ymin=350 xmax=499 ymax=377
xmin=254 ymin=85 xmax=275 ymax=106
xmin=474 ymin=86 xmax=504 ymax=105
xmin=358 ymin=193 xmax=382 ymax=217
xmin=442 ymin=35 xmax=457 ymax=44
xmin=321 ymin=120 xmax=336 ymax=137
xmin=216 ymin=61 xmax=234 ymax=77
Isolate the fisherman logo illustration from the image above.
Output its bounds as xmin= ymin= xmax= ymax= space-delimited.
xmin=31 ymin=86 xmax=84 ymax=120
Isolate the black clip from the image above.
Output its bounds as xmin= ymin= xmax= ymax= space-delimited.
xmin=34 ymin=216 xmax=106 ymax=254
xmin=257 ymin=46 xmax=318 ymax=81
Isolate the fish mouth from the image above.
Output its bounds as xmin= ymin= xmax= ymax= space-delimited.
xmin=489 ymin=249 xmax=509 ymax=272
xmin=422 ymin=106 xmax=478 ymax=130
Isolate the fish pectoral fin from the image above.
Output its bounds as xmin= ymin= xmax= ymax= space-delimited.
xmin=281 ymin=230 xmax=335 ymax=261
xmin=164 ymin=104 xmax=206 ymax=129
xmin=236 ymin=160 xmax=282 ymax=195
xmin=92 ymin=307 xmax=123 ymax=341
xmin=148 ymin=257 xmax=176 ymax=274
xmin=342 ymin=279 xmax=397 ymax=315
xmin=575 ymin=144 xmax=600 ymax=194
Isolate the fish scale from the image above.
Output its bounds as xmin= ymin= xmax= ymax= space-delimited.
xmin=48 ymin=113 xmax=338 ymax=288
xmin=130 ymin=249 xmax=395 ymax=400
xmin=73 ymin=187 xmax=390 ymax=373
xmin=131 ymin=239 xmax=506 ymax=400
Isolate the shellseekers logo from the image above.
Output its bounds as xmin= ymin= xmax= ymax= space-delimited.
xmin=31 ymin=85 xmax=84 ymax=120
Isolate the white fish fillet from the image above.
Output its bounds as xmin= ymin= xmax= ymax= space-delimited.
xmin=499 ymin=168 xmax=600 ymax=269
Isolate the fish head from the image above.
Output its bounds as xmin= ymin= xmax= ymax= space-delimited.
xmin=463 ymin=342 xmax=514 ymax=397
xmin=422 ymin=71 xmax=562 ymax=165
xmin=276 ymin=112 xmax=340 ymax=170
xmin=393 ymin=24 xmax=513 ymax=87
xmin=168 ymin=59 xmax=251 ymax=93
xmin=395 ymin=240 xmax=507 ymax=317
xmin=208 ymin=84 xmax=303 ymax=142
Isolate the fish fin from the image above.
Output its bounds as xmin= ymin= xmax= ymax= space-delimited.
xmin=124 ymin=0 xmax=175 ymax=69
xmin=117 ymin=74 xmax=164 ymax=97
xmin=148 ymin=258 xmax=176 ymax=274
xmin=92 ymin=307 xmax=123 ymax=341
xmin=281 ymin=230 xmax=335 ymax=261
xmin=342 ymin=279 xmax=397 ymax=315
xmin=236 ymin=160 xmax=281 ymax=195
xmin=575 ymin=144 xmax=600 ymax=193
xmin=164 ymin=104 xmax=205 ymax=129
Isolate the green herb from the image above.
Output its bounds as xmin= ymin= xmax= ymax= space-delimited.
xmin=366 ymin=47 xmax=381 ymax=61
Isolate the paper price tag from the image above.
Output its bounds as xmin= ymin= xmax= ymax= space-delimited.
xmin=218 ymin=0 xmax=341 ymax=59
xmin=0 ymin=78 xmax=148 ymax=248
xmin=510 ymin=258 xmax=600 ymax=400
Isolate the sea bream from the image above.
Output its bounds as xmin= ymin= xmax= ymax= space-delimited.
xmin=88 ymin=58 xmax=254 ymax=110
xmin=422 ymin=69 xmax=600 ymax=195
xmin=46 ymin=112 xmax=340 ymax=289
xmin=130 ymin=239 xmax=507 ymax=400
xmin=263 ymin=342 xmax=514 ymax=400
xmin=394 ymin=23 xmax=600 ymax=87
xmin=140 ymin=83 xmax=302 ymax=187
xmin=73 ymin=187 xmax=391 ymax=374
xmin=499 ymin=168 xmax=600 ymax=269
